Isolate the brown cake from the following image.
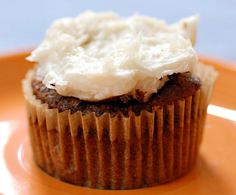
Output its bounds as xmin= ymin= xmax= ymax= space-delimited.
xmin=31 ymin=72 xmax=200 ymax=115
xmin=22 ymin=12 xmax=217 ymax=189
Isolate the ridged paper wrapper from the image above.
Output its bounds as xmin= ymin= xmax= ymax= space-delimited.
xmin=22 ymin=63 xmax=217 ymax=189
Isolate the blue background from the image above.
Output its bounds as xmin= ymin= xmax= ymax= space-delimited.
xmin=0 ymin=0 xmax=235 ymax=61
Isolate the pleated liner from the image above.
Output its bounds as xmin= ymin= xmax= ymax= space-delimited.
xmin=22 ymin=64 xmax=217 ymax=189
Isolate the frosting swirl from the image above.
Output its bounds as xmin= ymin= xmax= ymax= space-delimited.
xmin=28 ymin=11 xmax=198 ymax=101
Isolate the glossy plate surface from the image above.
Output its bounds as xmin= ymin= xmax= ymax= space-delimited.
xmin=0 ymin=52 xmax=236 ymax=195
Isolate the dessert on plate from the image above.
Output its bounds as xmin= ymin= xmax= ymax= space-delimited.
xmin=22 ymin=11 xmax=217 ymax=189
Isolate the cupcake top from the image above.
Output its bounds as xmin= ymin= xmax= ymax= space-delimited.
xmin=28 ymin=11 xmax=198 ymax=102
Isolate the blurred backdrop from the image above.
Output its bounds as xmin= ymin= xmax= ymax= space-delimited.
xmin=0 ymin=0 xmax=235 ymax=60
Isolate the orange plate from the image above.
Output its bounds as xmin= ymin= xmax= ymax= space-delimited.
xmin=0 ymin=52 xmax=236 ymax=195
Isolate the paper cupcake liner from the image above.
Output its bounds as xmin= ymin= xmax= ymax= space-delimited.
xmin=22 ymin=64 xmax=217 ymax=189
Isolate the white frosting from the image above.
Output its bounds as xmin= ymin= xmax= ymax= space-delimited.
xmin=28 ymin=11 xmax=198 ymax=101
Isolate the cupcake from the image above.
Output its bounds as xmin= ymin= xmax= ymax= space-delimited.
xmin=22 ymin=11 xmax=217 ymax=189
